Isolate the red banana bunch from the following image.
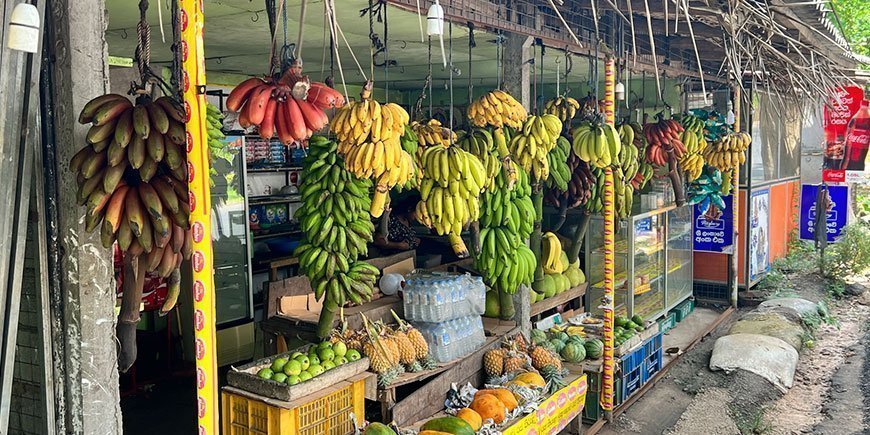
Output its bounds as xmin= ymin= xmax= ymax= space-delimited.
xmin=642 ymin=117 xmax=686 ymax=166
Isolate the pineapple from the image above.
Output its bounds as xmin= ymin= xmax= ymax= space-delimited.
xmin=503 ymin=354 xmax=526 ymax=373
xmin=363 ymin=339 xmax=394 ymax=374
xmin=539 ymin=364 xmax=566 ymax=394
xmin=391 ymin=330 xmax=416 ymax=365
xmin=406 ymin=327 xmax=429 ymax=360
xmin=529 ymin=346 xmax=561 ymax=371
xmin=483 ymin=349 xmax=506 ymax=377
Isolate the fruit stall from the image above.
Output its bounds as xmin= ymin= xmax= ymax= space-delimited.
xmin=35 ymin=0 xmax=852 ymax=432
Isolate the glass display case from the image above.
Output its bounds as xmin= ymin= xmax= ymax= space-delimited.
xmin=211 ymin=135 xmax=253 ymax=326
xmin=584 ymin=205 xmax=693 ymax=322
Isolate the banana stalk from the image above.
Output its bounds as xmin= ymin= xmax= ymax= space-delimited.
xmin=666 ymin=149 xmax=687 ymax=206
xmin=568 ymin=212 xmax=592 ymax=264
xmin=530 ymin=184 xmax=545 ymax=283
xmin=551 ymin=202 xmax=569 ymax=233
xmin=317 ymin=303 xmax=337 ymax=341
xmin=117 ymin=254 xmax=145 ymax=372
xmin=499 ymin=289 xmax=515 ymax=320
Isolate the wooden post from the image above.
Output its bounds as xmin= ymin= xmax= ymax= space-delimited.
xmin=601 ymin=57 xmax=617 ymax=418
xmin=180 ymin=1 xmax=219 ymax=432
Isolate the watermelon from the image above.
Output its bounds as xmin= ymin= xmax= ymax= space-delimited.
xmin=420 ymin=416 xmax=476 ymax=435
xmin=585 ymin=339 xmax=604 ymax=359
xmin=550 ymin=338 xmax=566 ymax=353
xmin=560 ymin=341 xmax=586 ymax=363
xmin=364 ymin=422 xmax=397 ymax=435
xmin=531 ymin=329 xmax=548 ymax=345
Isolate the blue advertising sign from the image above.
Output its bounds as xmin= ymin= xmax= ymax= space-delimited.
xmin=635 ymin=217 xmax=652 ymax=233
xmin=693 ymin=194 xmax=733 ymax=253
xmin=800 ymin=184 xmax=848 ymax=242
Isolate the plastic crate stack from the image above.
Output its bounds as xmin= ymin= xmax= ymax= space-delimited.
xmin=402 ymin=272 xmax=487 ymax=363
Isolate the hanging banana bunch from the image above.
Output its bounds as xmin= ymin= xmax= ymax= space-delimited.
xmin=293 ymin=137 xmax=380 ymax=338
xmin=467 ymin=89 xmax=527 ymax=129
xmin=330 ymin=82 xmax=416 ymax=218
xmin=394 ymin=126 xmax=422 ymax=193
xmin=543 ymin=96 xmax=581 ymax=128
xmin=416 ymin=141 xmax=486 ymax=258
xmin=618 ymin=121 xmax=654 ymax=191
xmin=703 ymin=131 xmax=750 ymax=173
xmin=475 ymin=161 xmax=536 ymax=318
xmin=572 ymin=118 xmax=622 ymax=169
xmin=456 ymin=127 xmax=503 ymax=190
xmin=545 ymin=136 xmax=572 ymax=192
xmin=544 ymin=153 xmax=595 ymax=210
xmin=509 ymin=114 xmax=563 ymax=182
xmin=676 ymin=114 xmax=709 ymax=182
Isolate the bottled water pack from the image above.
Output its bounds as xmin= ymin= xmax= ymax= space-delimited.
xmin=402 ymin=272 xmax=486 ymax=323
xmin=412 ymin=315 xmax=486 ymax=363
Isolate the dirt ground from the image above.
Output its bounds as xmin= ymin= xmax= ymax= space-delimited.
xmin=598 ymin=265 xmax=870 ymax=435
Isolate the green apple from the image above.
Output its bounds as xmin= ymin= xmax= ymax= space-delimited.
xmin=271 ymin=373 xmax=287 ymax=383
xmin=308 ymin=355 xmax=321 ymax=366
xmin=318 ymin=348 xmax=335 ymax=362
xmin=308 ymin=364 xmax=324 ymax=376
xmin=332 ymin=341 xmax=347 ymax=357
xmin=321 ymin=360 xmax=336 ymax=371
xmin=270 ymin=357 xmax=288 ymax=373
xmin=257 ymin=368 xmax=274 ymax=379
xmin=290 ymin=352 xmax=303 ymax=359
xmin=298 ymin=371 xmax=312 ymax=381
xmin=346 ymin=349 xmax=361 ymax=362
xmin=283 ymin=359 xmax=302 ymax=376
xmin=285 ymin=374 xmax=301 ymax=386
xmin=294 ymin=355 xmax=310 ymax=371
xmin=334 ymin=356 xmax=348 ymax=366
xmin=317 ymin=341 xmax=332 ymax=351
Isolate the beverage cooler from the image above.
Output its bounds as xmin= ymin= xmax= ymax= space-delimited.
xmin=584 ymin=205 xmax=694 ymax=322
xmin=210 ymin=135 xmax=255 ymax=366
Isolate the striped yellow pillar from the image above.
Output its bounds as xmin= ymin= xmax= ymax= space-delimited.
xmin=180 ymin=1 xmax=218 ymax=432
xmin=601 ymin=56 xmax=616 ymax=413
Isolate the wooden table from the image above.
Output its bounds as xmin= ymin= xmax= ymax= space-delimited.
xmin=530 ymin=283 xmax=588 ymax=317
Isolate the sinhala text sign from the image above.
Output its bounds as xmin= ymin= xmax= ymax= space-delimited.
xmin=800 ymin=184 xmax=848 ymax=243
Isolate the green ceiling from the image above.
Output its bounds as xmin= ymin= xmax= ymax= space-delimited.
xmin=104 ymin=0 xmax=592 ymax=91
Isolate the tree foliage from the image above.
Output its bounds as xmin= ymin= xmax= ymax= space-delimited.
xmin=832 ymin=0 xmax=870 ymax=61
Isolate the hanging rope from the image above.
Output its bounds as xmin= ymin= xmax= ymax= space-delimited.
xmin=467 ymin=22 xmax=475 ymax=106
xmin=296 ymin=0 xmax=308 ymax=64
xmin=448 ymin=20 xmax=454 ymax=139
xmin=135 ymin=0 xmax=152 ymax=92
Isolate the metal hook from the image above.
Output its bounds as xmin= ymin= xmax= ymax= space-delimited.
xmin=216 ymin=57 xmax=223 ymax=64
xmin=120 ymin=28 xmax=128 ymax=39
xmin=399 ymin=66 xmax=405 ymax=74
xmin=251 ymin=10 xmax=260 ymax=22
xmin=399 ymin=40 xmax=407 ymax=49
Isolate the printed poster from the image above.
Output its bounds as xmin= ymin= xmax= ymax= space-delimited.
xmin=748 ymin=189 xmax=770 ymax=283
xmin=693 ymin=194 xmax=734 ymax=253
xmin=799 ymin=184 xmax=848 ymax=243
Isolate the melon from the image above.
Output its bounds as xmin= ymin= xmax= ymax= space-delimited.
xmin=530 ymin=329 xmax=548 ymax=345
xmin=364 ymin=422 xmax=397 ymax=435
xmin=559 ymin=274 xmax=572 ymax=292
xmin=484 ymin=291 xmax=500 ymax=318
xmin=585 ymin=339 xmax=604 ymax=359
xmin=550 ymin=338 xmax=566 ymax=353
xmin=541 ymin=275 xmax=557 ymax=298
xmin=529 ymin=289 xmax=540 ymax=305
xmin=560 ymin=341 xmax=586 ymax=363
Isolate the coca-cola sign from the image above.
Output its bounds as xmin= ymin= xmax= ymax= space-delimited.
xmin=824 ymin=86 xmax=864 ymax=137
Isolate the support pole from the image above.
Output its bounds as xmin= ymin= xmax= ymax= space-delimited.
xmin=180 ymin=1 xmax=218 ymax=432
xmin=730 ymin=85 xmax=741 ymax=308
xmin=501 ymin=34 xmax=534 ymax=111
xmin=601 ymin=57 xmax=617 ymax=418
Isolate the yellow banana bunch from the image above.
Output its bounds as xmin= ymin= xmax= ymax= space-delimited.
xmin=541 ymin=232 xmax=564 ymax=274
xmin=331 ymin=84 xmax=415 ymax=217
xmin=411 ymin=119 xmax=457 ymax=155
xmin=543 ymin=96 xmax=580 ymax=125
xmin=457 ymin=127 xmax=503 ymax=190
xmin=677 ymin=128 xmax=708 ymax=182
xmin=509 ymin=114 xmax=563 ymax=182
xmin=702 ymin=132 xmax=750 ymax=172
xmin=468 ymin=89 xmax=527 ymax=129
xmin=416 ymin=144 xmax=486 ymax=257
xmin=572 ymin=120 xmax=622 ymax=169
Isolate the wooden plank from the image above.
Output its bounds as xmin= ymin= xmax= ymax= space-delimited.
xmin=530 ymin=284 xmax=588 ymax=317
xmin=390 ymin=331 xmax=512 ymax=426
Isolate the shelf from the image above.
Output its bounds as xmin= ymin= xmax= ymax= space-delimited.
xmin=252 ymin=230 xmax=301 ymax=240
xmin=530 ymin=283 xmax=588 ymax=317
xmin=248 ymin=195 xmax=301 ymax=206
xmin=246 ymin=166 xmax=303 ymax=173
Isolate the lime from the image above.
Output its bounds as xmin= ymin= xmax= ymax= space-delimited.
xmin=290 ymin=352 xmax=303 ymax=359
xmin=299 ymin=371 xmax=312 ymax=381
xmin=283 ymin=359 xmax=302 ymax=376
xmin=270 ymin=357 xmax=288 ymax=373
xmin=331 ymin=341 xmax=347 ymax=357
xmin=334 ymin=356 xmax=348 ymax=366
xmin=271 ymin=373 xmax=287 ymax=383
xmin=318 ymin=348 xmax=335 ymax=362
xmin=257 ymin=368 xmax=274 ymax=379
xmin=294 ymin=355 xmax=310 ymax=371
xmin=346 ymin=349 xmax=361 ymax=361
xmin=308 ymin=355 xmax=321 ymax=366
xmin=286 ymin=374 xmax=301 ymax=385
xmin=308 ymin=364 xmax=324 ymax=376
xmin=322 ymin=360 xmax=336 ymax=371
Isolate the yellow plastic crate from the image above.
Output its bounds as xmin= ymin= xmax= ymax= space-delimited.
xmin=222 ymin=374 xmax=366 ymax=435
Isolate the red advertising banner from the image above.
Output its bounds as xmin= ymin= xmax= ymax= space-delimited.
xmin=822 ymin=86 xmax=867 ymax=183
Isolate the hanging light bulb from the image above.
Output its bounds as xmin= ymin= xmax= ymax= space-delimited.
xmin=615 ymin=82 xmax=626 ymax=101
xmin=7 ymin=3 xmax=40 ymax=54
xmin=427 ymin=0 xmax=447 ymax=68
xmin=427 ymin=0 xmax=444 ymax=36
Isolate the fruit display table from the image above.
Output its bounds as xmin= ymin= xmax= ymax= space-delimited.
xmin=530 ymin=283 xmax=588 ymax=317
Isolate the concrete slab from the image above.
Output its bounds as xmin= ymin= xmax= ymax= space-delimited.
xmin=662 ymin=307 xmax=725 ymax=366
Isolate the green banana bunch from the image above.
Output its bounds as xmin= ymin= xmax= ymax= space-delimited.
xmin=416 ymin=143 xmax=486 ymax=257
xmin=475 ymin=161 xmax=536 ymax=294
xmin=293 ymin=136 xmax=380 ymax=322
xmin=508 ymin=114 xmax=563 ymax=182
xmin=546 ymin=136 xmax=571 ymax=192
xmin=457 ymin=127 xmax=501 ymax=189
xmin=395 ymin=126 xmax=421 ymax=192
xmin=572 ymin=119 xmax=622 ymax=169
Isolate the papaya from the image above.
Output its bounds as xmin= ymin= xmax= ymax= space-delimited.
xmin=456 ymin=407 xmax=483 ymax=431
xmin=420 ymin=416 xmax=476 ymax=435
xmin=364 ymin=422 xmax=397 ymax=435
xmin=475 ymin=388 xmax=518 ymax=411
xmin=470 ymin=393 xmax=507 ymax=424
xmin=513 ymin=371 xmax=546 ymax=387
